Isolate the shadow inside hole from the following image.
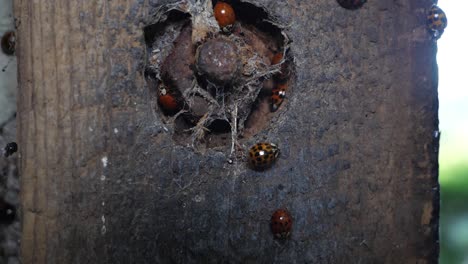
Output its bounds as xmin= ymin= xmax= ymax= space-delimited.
xmin=143 ymin=10 xmax=191 ymax=47
xmin=206 ymin=120 xmax=232 ymax=148
xmin=208 ymin=119 xmax=232 ymax=134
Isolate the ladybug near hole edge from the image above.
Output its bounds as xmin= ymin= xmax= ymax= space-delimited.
xmin=271 ymin=83 xmax=287 ymax=112
xmin=214 ymin=2 xmax=236 ymax=29
xmin=427 ymin=5 xmax=447 ymax=39
xmin=270 ymin=51 xmax=290 ymax=112
xmin=157 ymin=86 xmax=182 ymax=115
xmin=248 ymin=142 xmax=280 ymax=171
xmin=1 ymin=31 xmax=16 ymax=55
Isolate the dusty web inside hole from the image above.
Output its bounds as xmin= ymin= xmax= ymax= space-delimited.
xmin=143 ymin=1 xmax=294 ymax=152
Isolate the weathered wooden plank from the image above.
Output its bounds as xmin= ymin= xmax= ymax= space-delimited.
xmin=16 ymin=0 xmax=439 ymax=263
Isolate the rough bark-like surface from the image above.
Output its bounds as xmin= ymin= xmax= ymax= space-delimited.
xmin=15 ymin=0 xmax=439 ymax=263
xmin=0 ymin=119 xmax=20 ymax=264
xmin=1 ymin=0 xmax=20 ymax=262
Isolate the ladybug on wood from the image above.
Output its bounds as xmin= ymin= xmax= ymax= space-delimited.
xmin=271 ymin=83 xmax=287 ymax=112
xmin=214 ymin=2 xmax=236 ymax=29
xmin=157 ymin=85 xmax=182 ymax=115
xmin=248 ymin=142 xmax=279 ymax=171
xmin=271 ymin=209 xmax=293 ymax=239
xmin=270 ymin=52 xmax=289 ymax=112
xmin=1 ymin=31 xmax=15 ymax=55
xmin=427 ymin=5 xmax=447 ymax=39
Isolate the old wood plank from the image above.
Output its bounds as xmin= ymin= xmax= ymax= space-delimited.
xmin=16 ymin=0 xmax=439 ymax=263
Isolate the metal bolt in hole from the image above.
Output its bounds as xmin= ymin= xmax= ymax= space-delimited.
xmin=143 ymin=1 xmax=294 ymax=149
xmin=196 ymin=37 xmax=240 ymax=85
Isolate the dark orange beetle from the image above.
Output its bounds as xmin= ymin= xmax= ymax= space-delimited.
xmin=158 ymin=86 xmax=181 ymax=115
xmin=271 ymin=209 xmax=293 ymax=239
xmin=214 ymin=2 xmax=236 ymax=28
xmin=271 ymin=83 xmax=287 ymax=112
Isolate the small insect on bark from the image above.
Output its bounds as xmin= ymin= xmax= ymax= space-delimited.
xmin=271 ymin=209 xmax=293 ymax=239
xmin=1 ymin=31 xmax=16 ymax=55
xmin=214 ymin=2 xmax=236 ymax=29
xmin=427 ymin=5 xmax=447 ymax=39
xmin=4 ymin=142 xmax=18 ymax=157
xmin=248 ymin=142 xmax=279 ymax=171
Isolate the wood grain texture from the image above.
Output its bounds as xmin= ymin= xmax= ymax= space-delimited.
xmin=15 ymin=0 xmax=439 ymax=263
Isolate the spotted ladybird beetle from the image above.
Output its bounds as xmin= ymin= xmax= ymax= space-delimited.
xmin=427 ymin=5 xmax=447 ymax=39
xmin=271 ymin=83 xmax=287 ymax=112
xmin=158 ymin=87 xmax=180 ymax=115
xmin=248 ymin=142 xmax=279 ymax=170
xmin=336 ymin=0 xmax=366 ymax=10
xmin=271 ymin=209 xmax=292 ymax=239
xmin=214 ymin=2 xmax=236 ymax=28
xmin=1 ymin=31 xmax=15 ymax=55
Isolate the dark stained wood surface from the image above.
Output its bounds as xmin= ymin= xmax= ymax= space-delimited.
xmin=15 ymin=0 xmax=439 ymax=263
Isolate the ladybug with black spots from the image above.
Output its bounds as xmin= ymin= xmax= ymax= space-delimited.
xmin=248 ymin=142 xmax=279 ymax=171
xmin=336 ymin=0 xmax=366 ymax=10
xmin=427 ymin=5 xmax=447 ymax=39
xmin=271 ymin=209 xmax=293 ymax=239
xmin=271 ymin=83 xmax=287 ymax=112
xmin=270 ymin=52 xmax=289 ymax=112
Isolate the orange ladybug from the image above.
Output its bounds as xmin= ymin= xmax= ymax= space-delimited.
xmin=214 ymin=2 xmax=236 ymax=28
xmin=158 ymin=86 xmax=180 ymax=115
xmin=248 ymin=142 xmax=279 ymax=171
xmin=270 ymin=52 xmax=289 ymax=112
xmin=271 ymin=83 xmax=287 ymax=112
xmin=271 ymin=209 xmax=292 ymax=239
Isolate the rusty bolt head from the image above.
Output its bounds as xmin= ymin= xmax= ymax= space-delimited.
xmin=196 ymin=37 xmax=240 ymax=85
